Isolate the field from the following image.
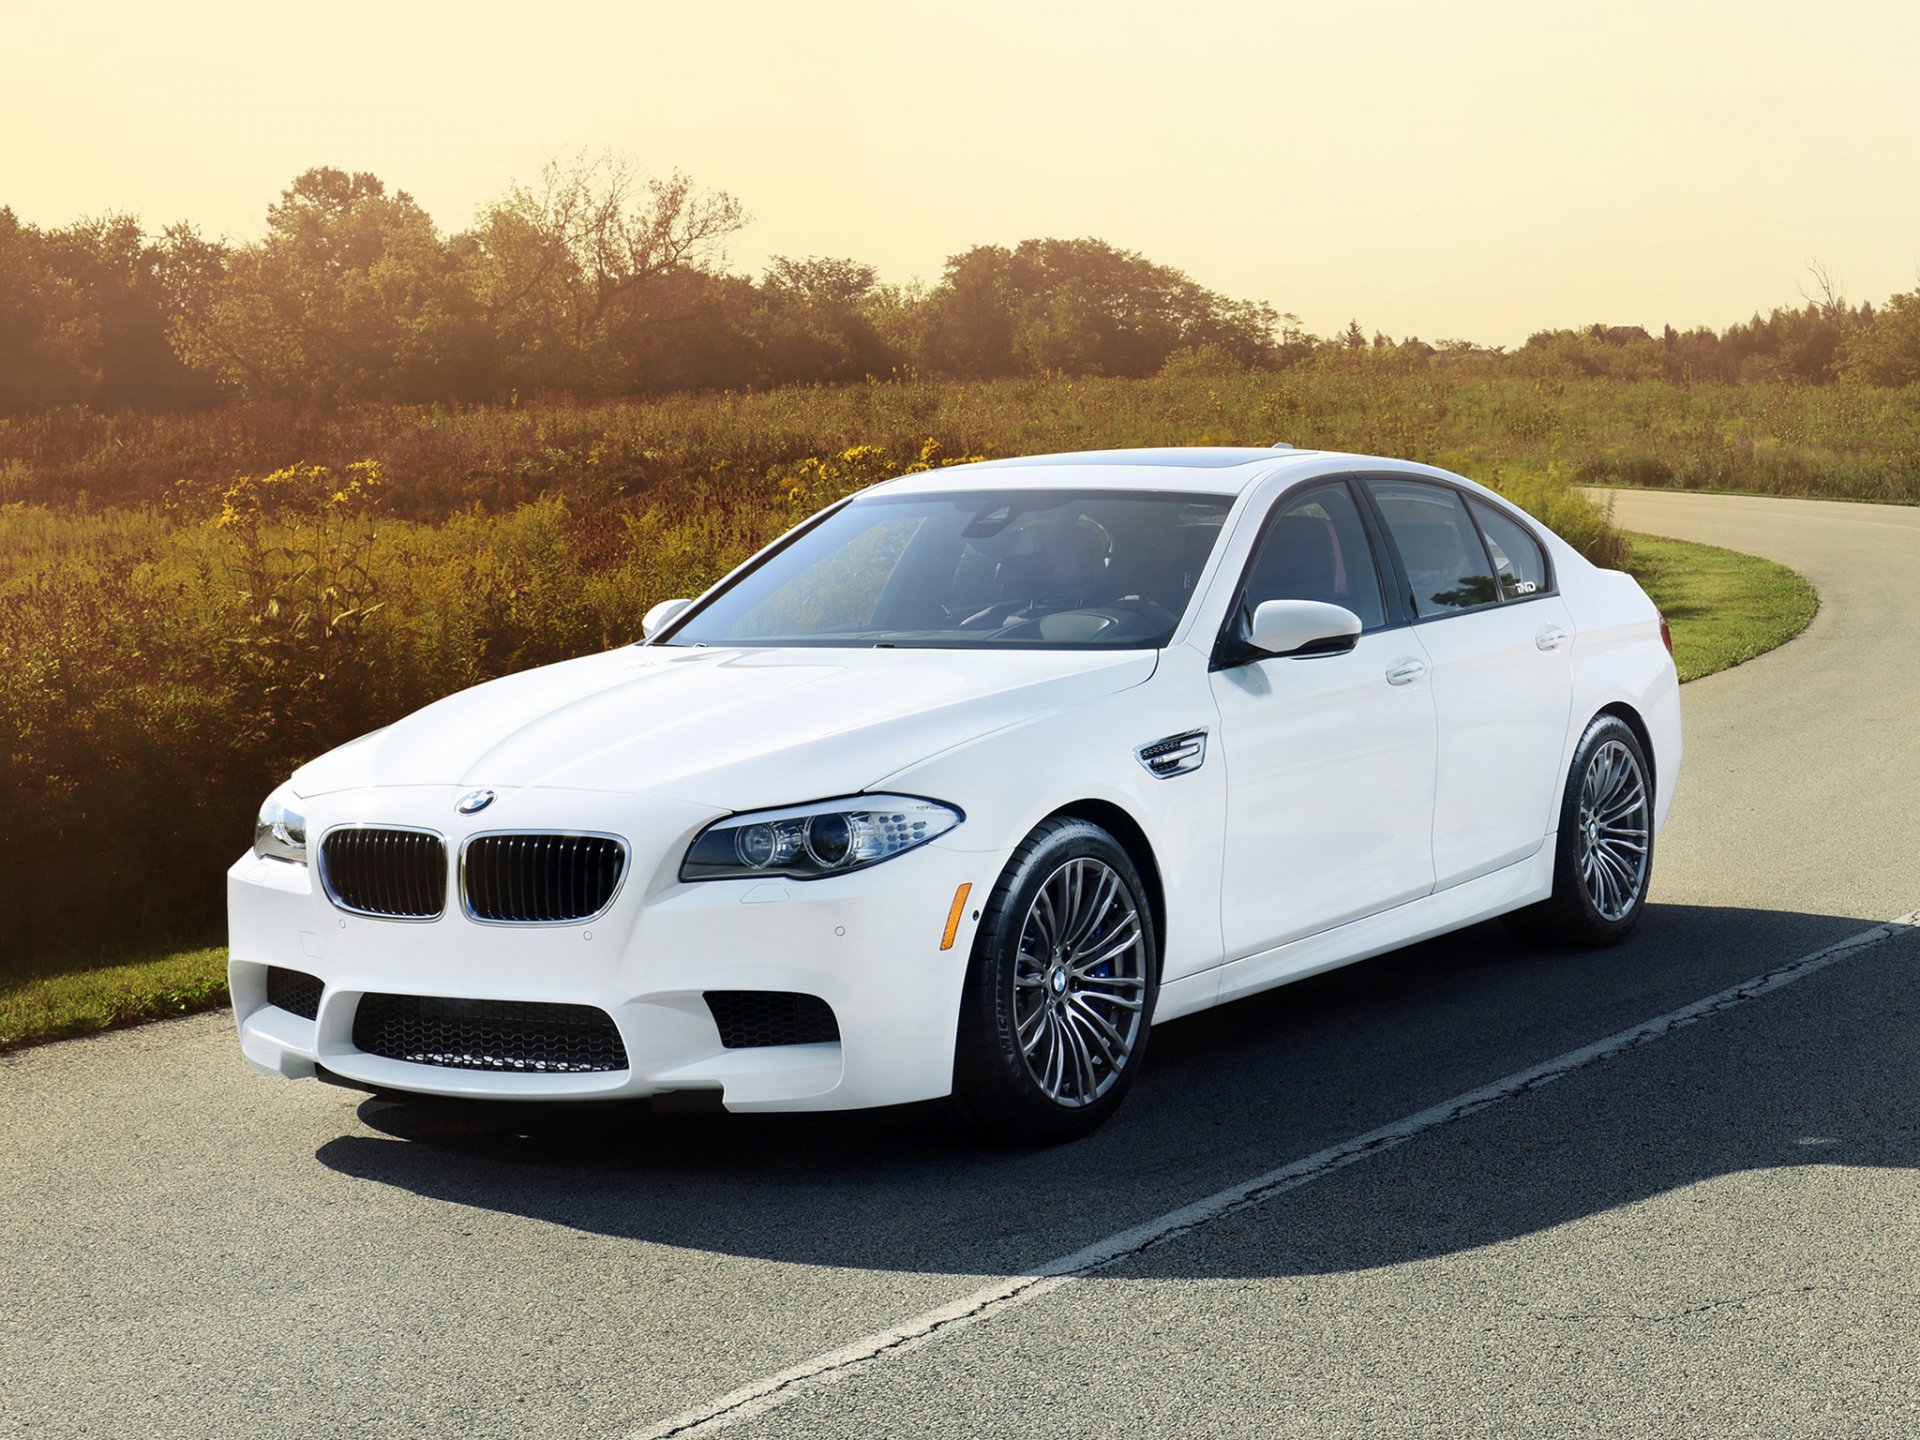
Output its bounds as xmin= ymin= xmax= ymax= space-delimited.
xmin=3 ymin=362 xmax=1898 ymax=969
xmin=6 ymin=365 xmax=1920 ymax=515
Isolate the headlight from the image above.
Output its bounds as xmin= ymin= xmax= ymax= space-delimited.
xmin=681 ymin=795 xmax=962 ymax=882
xmin=253 ymin=787 xmax=308 ymax=865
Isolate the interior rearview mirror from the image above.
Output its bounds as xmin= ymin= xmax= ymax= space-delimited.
xmin=1246 ymin=599 xmax=1363 ymax=658
xmin=641 ymin=597 xmax=693 ymax=640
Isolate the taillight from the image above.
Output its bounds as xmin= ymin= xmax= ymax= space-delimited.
xmin=1659 ymin=614 xmax=1674 ymax=655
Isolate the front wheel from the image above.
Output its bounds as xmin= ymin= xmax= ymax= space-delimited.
xmin=1505 ymin=713 xmax=1655 ymax=948
xmin=950 ymin=818 xmax=1158 ymax=1144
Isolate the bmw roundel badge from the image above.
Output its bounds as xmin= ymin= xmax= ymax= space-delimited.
xmin=457 ymin=789 xmax=496 ymax=815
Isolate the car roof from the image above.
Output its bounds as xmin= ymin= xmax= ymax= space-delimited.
xmin=872 ymin=446 xmax=1344 ymax=497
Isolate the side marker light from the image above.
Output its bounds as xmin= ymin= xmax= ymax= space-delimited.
xmin=941 ymin=883 xmax=974 ymax=951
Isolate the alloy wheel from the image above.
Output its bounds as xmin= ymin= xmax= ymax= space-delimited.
xmin=1577 ymin=738 xmax=1650 ymax=921
xmin=1011 ymin=856 xmax=1148 ymax=1107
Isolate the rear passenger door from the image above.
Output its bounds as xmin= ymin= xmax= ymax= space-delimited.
xmin=1361 ymin=478 xmax=1575 ymax=890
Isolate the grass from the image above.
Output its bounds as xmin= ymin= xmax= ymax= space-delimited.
xmin=0 ymin=940 xmax=228 ymax=1054
xmin=6 ymin=371 xmax=1920 ymax=516
xmin=1625 ymin=532 xmax=1819 ymax=682
xmin=0 ymin=529 xmax=1818 ymax=1057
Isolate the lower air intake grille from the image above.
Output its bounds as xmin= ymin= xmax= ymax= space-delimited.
xmin=266 ymin=966 xmax=323 ymax=1020
xmin=705 ymin=991 xmax=841 ymax=1049
xmin=462 ymin=833 xmax=628 ymax=924
xmin=352 ymin=994 xmax=628 ymax=1073
xmin=319 ymin=827 xmax=447 ymax=919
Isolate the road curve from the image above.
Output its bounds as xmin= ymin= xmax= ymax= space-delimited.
xmin=3 ymin=491 xmax=1918 ymax=1440
xmin=1603 ymin=489 xmax=1920 ymax=922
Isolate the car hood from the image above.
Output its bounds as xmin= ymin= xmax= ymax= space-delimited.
xmin=290 ymin=644 xmax=1158 ymax=810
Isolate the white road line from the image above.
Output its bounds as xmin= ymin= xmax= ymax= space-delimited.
xmin=631 ymin=910 xmax=1920 ymax=1440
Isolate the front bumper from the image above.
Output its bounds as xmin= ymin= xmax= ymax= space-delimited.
xmin=228 ymin=787 xmax=990 ymax=1111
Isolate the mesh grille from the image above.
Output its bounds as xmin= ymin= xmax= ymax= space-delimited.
xmin=319 ymin=828 xmax=447 ymax=919
xmin=266 ymin=966 xmax=323 ymax=1021
xmin=352 ymin=993 xmax=628 ymax=1073
xmin=705 ymin=991 xmax=841 ymax=1049
xmin=463 ymin=833 xmax=627 ymax=924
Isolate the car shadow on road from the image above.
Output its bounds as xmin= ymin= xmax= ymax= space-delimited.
xmin=313 ymin=903 xmax=1920 ymax=1278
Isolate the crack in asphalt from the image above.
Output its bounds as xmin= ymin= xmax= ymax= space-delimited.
xmin=1540 ymin=1284 xmax=1920 ymax=1326
xmin=1541 ymin=1286 xmax=1823 ymax=1325
xmin=632 ymin=909 xmax=1920 ymax=1439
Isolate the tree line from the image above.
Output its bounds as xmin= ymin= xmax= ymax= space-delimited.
xmin=4 ymin=156 xmax=1919 ymax=414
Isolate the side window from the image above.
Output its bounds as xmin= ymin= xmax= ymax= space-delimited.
xmin=1242 ymin=482 xmax=1387 ymax=631
xmin=1365 ymin=480 xmax=1499 ymax=616
xmin=1468 ymin=499 xmax=1551 ymax=600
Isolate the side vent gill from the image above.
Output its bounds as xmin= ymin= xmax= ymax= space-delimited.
xmin=1135 ymin=730 xmax=1208 ymax=779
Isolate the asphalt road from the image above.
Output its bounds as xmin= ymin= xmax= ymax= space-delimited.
xmin=4 ymin=490 xmax=1918 ymax=1439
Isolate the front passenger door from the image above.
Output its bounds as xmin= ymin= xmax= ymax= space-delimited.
xmin=1210 ymin=480 xmax=1439 ymax=960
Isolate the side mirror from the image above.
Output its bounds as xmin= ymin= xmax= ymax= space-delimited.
xmin=1246 ymin=599 xmax=1363 ymax=658
xmin=641 ymin=597 xmax=693 ymax=641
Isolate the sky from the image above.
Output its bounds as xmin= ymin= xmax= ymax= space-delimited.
xmin=5 ymin=0 xmax=1918 ymax=346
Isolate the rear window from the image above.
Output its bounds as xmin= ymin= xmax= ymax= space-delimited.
xmin=1364 ymin=480 xmax=1499 ymax=616
xmin=1469 ymin=499 xmax=1552 ymax=600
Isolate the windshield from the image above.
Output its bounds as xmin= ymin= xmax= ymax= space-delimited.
xmin=662 ymin=489 xmax=1234 ymax=649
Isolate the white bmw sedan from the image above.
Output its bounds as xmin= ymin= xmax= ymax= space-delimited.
xmin=230 ymin=447 xmax=1680 ymax=1141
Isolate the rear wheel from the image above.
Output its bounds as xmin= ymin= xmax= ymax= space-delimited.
xmin=1505 ymin=713 xmax=1655 ymax=947
xmin=950 ymin=818 xmax=1158 ymax=1144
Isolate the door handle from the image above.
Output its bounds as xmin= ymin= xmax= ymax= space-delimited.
xmin=1385 ymin=657 xmax=1427 ymax=686
xmin=1536 ymin=624 xmax=1569 ymax=651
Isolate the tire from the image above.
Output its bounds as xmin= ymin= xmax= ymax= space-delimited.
xmin=949 ymin=817 xmax=1159 ymax=1144
xmin=1504 ymin=713 xmax=1655 ymax=948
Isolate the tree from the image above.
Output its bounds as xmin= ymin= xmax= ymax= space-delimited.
xmin=172 ymin=168 xmax=486 ymax=401
xmin=752 ymin=256 xmax=900 ymax=384
xmin=1843 ymin=289 xmax=1920 ymax=385
xmin=915 ymin=245 xmax=1019 ymax=377
xmin=40 ymin=214 xmax=221 ymax=407
xmin=918 ymin=238 xmax=1277 ymax=379
xmin=0 ymin=208 xmax=99 ymax=409
xmin=153 ymin=223 xmax=228 ymax=347
xmin=861 ymin=277 xmax=929 ymax=371
xmin=466 ymin=152 xmax=747 ymax=394
xmin=602 ymin=266 xmax=760 ymax=393
xmin=763 ymin=255 xmax=876 ymax=308
xmin=1016 ymin=273 xmax=1110 ymax=374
